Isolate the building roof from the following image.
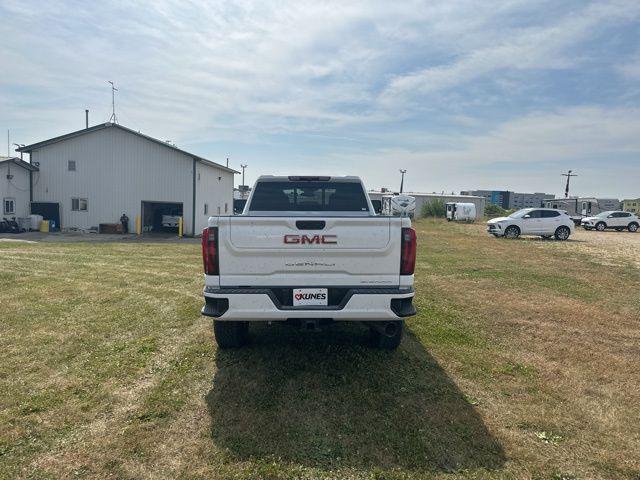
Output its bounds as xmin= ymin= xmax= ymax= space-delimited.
xmin=17 ymin=122 xmax=238 ymax=174
xmin=0 ymin=156 xmax=39 ymax=172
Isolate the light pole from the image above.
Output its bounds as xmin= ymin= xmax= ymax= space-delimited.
xmin=399 ymin=169 xmax=407 ymax=193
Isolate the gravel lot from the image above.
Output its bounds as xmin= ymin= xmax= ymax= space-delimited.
xmin=564 ymin=228 xmax=640 ymax=269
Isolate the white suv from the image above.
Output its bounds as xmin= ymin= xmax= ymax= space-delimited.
xmin=581 ymin=211 xmax=639 ymax=232
xmin=487 ymin=208 xmax=574 ymax=240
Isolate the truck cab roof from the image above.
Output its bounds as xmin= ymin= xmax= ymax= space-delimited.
xmin=255 ymin=175 xmax=363 ymax=183
xmin=244 ymin=176 xmax=375 ymax=216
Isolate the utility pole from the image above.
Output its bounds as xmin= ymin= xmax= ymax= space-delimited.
xmin=108 ymin=81 xmax=118 ymax=124
xmin=240 ymin=164 xmax=248 ymax=198
xmin=399 ymin=169 xmax=406 ymax=193
xmin=240 ymin=164 xmax=247 ymax=187
xmin=562 ymin=170 xmax=577 ymax=198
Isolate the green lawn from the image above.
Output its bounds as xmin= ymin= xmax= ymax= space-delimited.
xmin=1 ymin=221 xmax=639 ymax=479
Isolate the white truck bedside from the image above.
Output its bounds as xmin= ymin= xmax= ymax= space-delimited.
xmin=201 ymin=176 xmax=417 ymax=349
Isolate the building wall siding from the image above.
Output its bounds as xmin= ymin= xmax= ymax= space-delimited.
xmin=0 ymin=163 xmax=31 ymax=219
xmin=622 ymin=198 xmax=639 ymax=214
xmin=29 ymin=125 xmax=232 ymax=234
xmin=195 ymin=161 xmax=234 ymax=234
xmin=461 ymin=189 xmax=554 ymax=209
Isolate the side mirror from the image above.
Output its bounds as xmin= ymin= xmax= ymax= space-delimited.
xmin=607 ymin=215 xmax=614 ymax=218
xmin=523 ymin=214 xmax=531 ymax=219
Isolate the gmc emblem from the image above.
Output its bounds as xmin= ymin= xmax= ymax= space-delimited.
xmin=284 ymin=234 xmax=337 ymax=244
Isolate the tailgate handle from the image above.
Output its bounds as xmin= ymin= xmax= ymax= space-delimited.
xmin=296 ymin=220 xmax=325 ymax=230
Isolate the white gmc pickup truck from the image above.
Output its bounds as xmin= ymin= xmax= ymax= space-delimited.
xmin=201 ymin=176 xmax=416 ymax=349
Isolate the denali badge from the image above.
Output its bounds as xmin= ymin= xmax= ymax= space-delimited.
xmin=284 ymin=234 xmax=337 ymax=244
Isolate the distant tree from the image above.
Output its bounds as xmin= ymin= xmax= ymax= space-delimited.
xmin=484 ymin=204 xmax=517 ymax=217
xmin=421 ymin=199 xmax=446 ymax=218
xmin=485 ymin=204 xmax=507 ymax=216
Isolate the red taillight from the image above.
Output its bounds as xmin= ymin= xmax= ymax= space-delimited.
xmin=202 ymin=227 xmax=219 ymax=275
xmin=400 ymin=227 xmax=416 ymax=275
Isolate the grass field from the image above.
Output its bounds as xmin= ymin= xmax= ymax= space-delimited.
xmin=1 ymin=221 xmax=639 ymax=479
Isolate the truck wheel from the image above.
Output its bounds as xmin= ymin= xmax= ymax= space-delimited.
xmin=370 ymin=321 xmax=403 ymax=350
xmin=554 ymin=226 xmax=571 ymax=241
xmin=213 ymin=321 xmax=248 ymax=348
xmin=504 ymin=225 xmax=520 ymax=239
xmin=629 ymin=223 xmax=638 ymax=233
xmin=595 ymin=222 xmax=606 ymax=231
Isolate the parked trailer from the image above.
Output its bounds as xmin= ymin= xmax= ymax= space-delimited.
xmin=381 ymin=194 xmax=416 ymax=218
xmin=446 ymin=202 xmax=476 ymax=222
xmin=543 ymin=198 xmax=621 ymax=226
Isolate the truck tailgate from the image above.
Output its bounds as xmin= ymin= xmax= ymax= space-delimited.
xmin=219 ymin=216 xmax=400 ymax=287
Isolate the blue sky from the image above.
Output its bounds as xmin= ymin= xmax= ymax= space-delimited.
xmin=1 ymin=0 xmax=639 ymax=197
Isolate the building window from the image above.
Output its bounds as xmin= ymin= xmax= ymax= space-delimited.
xmin=71 ymin=198 xmax=88 ymax=211
xmin=3 ymin=198 xmax=15 ymax=215
xmin=68 ymin=160 xmax=76 ymax=171
xmin=204 ymin=203 xmax=208 ymax=215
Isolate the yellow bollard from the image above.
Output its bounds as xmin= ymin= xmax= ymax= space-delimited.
xmin=135 ymin=215 xmax=141 ymax=235
xmin=178 ymin=217 xmax=183 ymax=238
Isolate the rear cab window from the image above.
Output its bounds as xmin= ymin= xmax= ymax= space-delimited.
xmin=248 ymin=178 xmax=370 ymax=213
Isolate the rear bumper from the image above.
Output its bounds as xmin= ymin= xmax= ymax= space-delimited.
xmin=202 ymin=286 xmax=416 ymax=321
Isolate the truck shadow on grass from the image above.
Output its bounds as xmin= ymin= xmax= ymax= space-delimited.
xmin=205 ymin=323 xmax=505 ymax=474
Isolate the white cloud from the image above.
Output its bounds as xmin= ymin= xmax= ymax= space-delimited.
xmin=379 ymin=1 xmax=640 ymax=106
xmin=0 ymin=1 xmax=639 ymax=197
xmin=321 ymin=106 xmax=640 ymax=197
xmin=617 ymin=55 xmax=640 ymax=80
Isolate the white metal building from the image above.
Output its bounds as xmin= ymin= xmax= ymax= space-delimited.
xmin=17 ymin=123 xmax=237 ymax=235
xmin=368 ymin=191 xmax=486 ymax=219
xmin=1 ymin=157 xmax=38 ymax=219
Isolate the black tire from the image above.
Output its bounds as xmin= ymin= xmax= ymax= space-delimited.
xmin=595 ymin=222 xmax=606 ymax=232
xmin=554 ymin=226 xmax=571 ymax=241
xmin=213 ymin=320 xmax=248 ymax=348
xmin=628 ymin=222 xmax=638 ymax=233
xmin=541 ymin=235 xmax=552 ymax=240
xmin=369 ymin=321 xmax=403 ymax=350
xmin=583 ymin=226 xmax=592 ymax=230
xmin=504 ymin=225 xmax=520 ymax=239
